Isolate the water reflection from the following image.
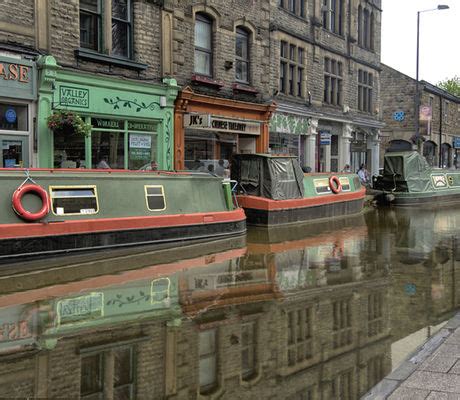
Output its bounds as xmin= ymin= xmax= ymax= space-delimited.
xmin=0 ymin=207 xmax=459 ymax=399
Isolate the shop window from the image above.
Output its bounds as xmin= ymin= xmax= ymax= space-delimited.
xmin=79 ymin=0 xmax=133 ymax=58
xmin=358 ymin=5 xmax=374 ymax=50
xmin=323 ymin=0 xmax=343 ymax=35
xmin=145 ymin=185 xmax=166 ymax=211
xmin=199 ymin=329 xmax=218 ymax=394
xmin=54 ymin=129 xmax=86 ymax=169
xmin=195 ymin=14 xmax=213 ymax=76
xmin=287 ymin=307 xmax=312 ymax=366
xmin=0 ymin=103 xmax=28 ymax=131
xmin=279 ymin=41 xmax=306 ymax=97
xmin=324 ymin=57 xmax=343 ymax=106
xmin=269 ymin=132 xmax=300 ymax=157
xmin=50 ymin=186 xmax=98 ymax=215
xmin=358 ymin=69 xmax=373 ymax=113
xmin=91 ymin=130 xmax=125 ymax=169
xmin=235 ymin=28 xmax=250 ymax=83
xmin=80 ymin=346 xmax=135 ymax=400
xmin=241 ymin=322 xmax=257 ymax=380
xmin=332 ymin=298 xmax=352 ymax=349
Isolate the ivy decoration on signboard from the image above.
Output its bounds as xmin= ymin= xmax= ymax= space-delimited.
xmin=103 ymin=97 xmax=161 ymax=112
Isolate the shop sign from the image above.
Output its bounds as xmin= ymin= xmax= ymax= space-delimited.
xmin=128 ymin=120 xmax=156 ymax=132
xmin=0 ymin=55 xmax=36 ymax=100
xmin=91 ymin=118 xmax=124 ymax=130
xmin=184 ymin=114 xmax=261 ymax=135
xmin=0 ymin=305 xmax=36 ymax=352
xmin=130 ymin=134 xmax=151 ymax=149
xmin=319 ymin=131 xmax=331 ymax=145
xmin=453 ymin=137 xmax=460 ymax=149
xmin=270 ymin=113 xmax=311 ymax=135
xmin=56 ymin=293 xmax=104 ymax=326
xmin=59 ymin=86 xmax=89 ymax=108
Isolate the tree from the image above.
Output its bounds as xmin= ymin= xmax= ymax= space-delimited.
xmin=437 ymin=76 xmax=460 ymax=97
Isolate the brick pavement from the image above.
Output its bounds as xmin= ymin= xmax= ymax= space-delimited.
xmin=363 ymin=313 xmax=460 ymax=399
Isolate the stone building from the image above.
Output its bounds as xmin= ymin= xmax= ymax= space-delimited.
xmin=381 ymin=63 xmax=460 ymax=168
xmin=162 ymin=0 xmax=276 ymax=171
xmin=268 ymin=0 xmax=384 ymax=176
xmin=0 ymin=0 xmax=178 ymax=170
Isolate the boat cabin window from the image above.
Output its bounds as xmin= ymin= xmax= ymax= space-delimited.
xmin=145 ymin=185 xmax=166 ymax=211
xmin=313 ymin=178 xmax=331 ymax=194
xmin=273 ymin=159 xmax=296 ymax=182
xmin=50 ymin=186 xmax=98 ymax=215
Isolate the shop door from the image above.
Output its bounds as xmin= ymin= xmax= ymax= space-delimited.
xmin=1 ymin=135 xmax=29 ymax=168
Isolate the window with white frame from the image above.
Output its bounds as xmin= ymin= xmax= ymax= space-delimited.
xmin=323 ymin=0 xmax=343 ymax=35
xmin=279 ymin=41 xmax=306 ymax=97
xmin=195 ymin=14 xmax=213 ymax=76
xmin=358 ymin=69 xmax=373 ymax=113
xmin=79 ymin=0 xmax=133 ymax=58
xmin=324 ymin=57 xmax=343 ymax=106
xmin=235 ymin=28 xmax=250 ymax=83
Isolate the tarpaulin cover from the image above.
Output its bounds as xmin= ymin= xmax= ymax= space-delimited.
xmin=382 ymin=151 xmax=432 ymax=192
xmin=231 ymin=154 xmax=304 ymax=199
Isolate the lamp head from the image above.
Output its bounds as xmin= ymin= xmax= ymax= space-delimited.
xmin=437 ymin=4 xmax=449 ymax=9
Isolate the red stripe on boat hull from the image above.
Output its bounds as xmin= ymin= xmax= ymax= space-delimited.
xmin=236 ymin=188 xmax=366 ymax=211
xmin=0 ymin=209 xmax=246 ymax=240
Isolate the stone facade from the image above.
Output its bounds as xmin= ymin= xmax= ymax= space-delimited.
xmin=269 ymin=0 xmax=384 ymax=176
xmin=381 ymin=63 xmax=460 ymax=168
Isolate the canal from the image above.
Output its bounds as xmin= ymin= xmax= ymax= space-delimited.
xmin=0 ymin=206 xmax=459 ymax=399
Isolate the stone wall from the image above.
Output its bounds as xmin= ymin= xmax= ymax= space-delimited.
xmin=0 ymin=0 xmax=36 ymax=49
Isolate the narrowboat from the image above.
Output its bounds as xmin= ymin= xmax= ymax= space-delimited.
xmin=0 ymin=168 xmax=245 ymax=262
xmin=231 ymin=154 xmax=366 ymax=225
xmin=373 ymin=151 xmax=460 ymax=206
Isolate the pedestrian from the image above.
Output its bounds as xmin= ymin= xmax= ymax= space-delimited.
xmin=149 ymin=160 xmax=158 ymax=171
xmin=341 ymin=164 xmax=351 ymax=173
xmin=357 ymin=163 xmax=370 ymax=186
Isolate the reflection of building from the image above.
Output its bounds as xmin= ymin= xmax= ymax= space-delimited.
xmin=381 ymin=64 xmax=460 ymax=168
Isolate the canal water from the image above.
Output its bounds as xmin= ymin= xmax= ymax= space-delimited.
xmin=0 ymin=206 xmax=459 ymax=399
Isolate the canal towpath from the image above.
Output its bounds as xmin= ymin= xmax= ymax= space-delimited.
xmin=364 ymin=312 xmax=460 ymax=399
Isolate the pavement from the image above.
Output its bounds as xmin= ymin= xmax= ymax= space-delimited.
xmin=363 ymin=313 xmax=460 ymax=399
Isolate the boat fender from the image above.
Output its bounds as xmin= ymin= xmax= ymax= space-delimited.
xmin=329 ymin=176 xmax=342 ymax=194
xmin=12 ymin=184 xmax=50 ymax=222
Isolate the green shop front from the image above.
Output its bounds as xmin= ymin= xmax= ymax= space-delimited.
xmin=37 ymin=56 xmax=178 ymax=170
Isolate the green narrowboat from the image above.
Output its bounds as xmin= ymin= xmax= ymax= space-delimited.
xmin=373 ymin=151 xmax=460 ymax=206
xmin=231 ymin=154 xmax=366 ymax=225
xmin=0 ymin=168 xmax=245 ymax=262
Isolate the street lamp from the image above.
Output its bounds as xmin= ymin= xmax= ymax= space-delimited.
xmin=415 ymin=5 xmax=449 ymax=145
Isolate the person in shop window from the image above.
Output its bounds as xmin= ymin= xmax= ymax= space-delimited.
xmin=215 ymin=159 xmax=226 ymax=177
xmin=341 ymin=164 xmax=351 ymax=173
xmin=357 ymin=164 xmax=370 ymax=186
xmin=149 ymin=160 xmax=158 ymax=171
xmin=96 ymin=156 xmax=111 ymax=169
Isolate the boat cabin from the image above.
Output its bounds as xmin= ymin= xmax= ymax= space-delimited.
xmin=231 ymin=154 xmax=305 ymax=200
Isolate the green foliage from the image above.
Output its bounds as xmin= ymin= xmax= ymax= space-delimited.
xmin=437 ymin=76 xmax=460 ymax=97
xmin=47 ymin=111 xmax=91 ymax=137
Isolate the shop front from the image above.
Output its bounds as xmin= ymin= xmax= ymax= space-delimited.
xmin=0 ymin=55 xmax=37 ymax=168
xmin=37 ymin=56 xmax=178 ymax=170
xmin=174 ymin=87 xmax=276 ymax=172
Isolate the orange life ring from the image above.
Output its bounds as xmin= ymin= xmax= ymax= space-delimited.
xmin=12 ymin=184 xmax=50 ymax=222
xmin=329 ymin=175 xmax=342 ymax=194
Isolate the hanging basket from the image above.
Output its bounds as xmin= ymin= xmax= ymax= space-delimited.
xmin=47 ymin=111 xmax=91 ymax=137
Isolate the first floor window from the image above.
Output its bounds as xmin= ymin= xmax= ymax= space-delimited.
xmin=235 ymin=28 xmax=250 ymax=83
xmin=195 ymin=14 xmax=213 ymax=76
xmin=287 ymin=308 xmax=312 ymax=366
xmin=358 ymin=69 xmax=373 ymax=112
xmin=112 ymin=0 xmax=132 ymax=58
xmin=332 ymin=298 xmax=352 ymax=349
xmin=199 ymin=329 xmax=218 ymax=394
xmin=324 ymin=57 xmax=343 ymax=106
xmin=81 ymin=346 xmax=135 ymax=400
xmin=79 ymin=0 xmax=101 ymax=51
xmin=241 ymin=322 xmax=257 ymax=379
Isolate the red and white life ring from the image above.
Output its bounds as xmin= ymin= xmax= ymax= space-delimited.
xmin=12 ymin=184 xmax=50 ymax=222
xmin=329 ymin=175 xmax=342 ymax=194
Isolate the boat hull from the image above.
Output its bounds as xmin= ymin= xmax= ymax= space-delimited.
xmin=386 ymin=190 xmax=460 ymax=206
xmin=237 ymin=189 xmax=366 ymax=225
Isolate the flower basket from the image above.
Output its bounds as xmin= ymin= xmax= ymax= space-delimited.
xmin=47 ymin=111 xmax=91 ymax=137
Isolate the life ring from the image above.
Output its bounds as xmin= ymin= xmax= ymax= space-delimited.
xmin=329 ymin=175 xmax=342 ymax=194
xmin=12 ymin=184 xmax=50 ymax=222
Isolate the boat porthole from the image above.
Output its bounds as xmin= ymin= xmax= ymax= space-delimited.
xmin=329 ymin=176 xmax=342 ymax=194
xmin=12 ymin=184 xmax=50 ymax=222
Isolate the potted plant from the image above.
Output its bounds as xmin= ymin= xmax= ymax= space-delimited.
xmin=47 ymin=110 xmax=91 ymax=137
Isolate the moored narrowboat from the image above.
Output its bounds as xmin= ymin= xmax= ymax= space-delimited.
xmin=231 ymin=154 xmax=366 ymax=225
xmin=373 ymin=151 xmax=460 ymax=206
xmin=0 ymin=168 xmax=245 ymax=262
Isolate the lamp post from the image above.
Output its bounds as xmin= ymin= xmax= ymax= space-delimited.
xmin=415 ymin=5 xmax=449 ymax=147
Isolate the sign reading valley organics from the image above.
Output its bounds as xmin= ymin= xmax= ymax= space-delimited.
xmin=184 ymin=114 xmax=261 ymax=135
xmin=60 ymin=86 xmax=89 ymax=108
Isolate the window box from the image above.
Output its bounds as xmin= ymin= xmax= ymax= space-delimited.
xmin=232 ymin=83 xmax=258 ymax=95
xmin=191 ymin=74 xmax=224 ymax=89
xmin=75 ymin=48 xmax=148 ymax=71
